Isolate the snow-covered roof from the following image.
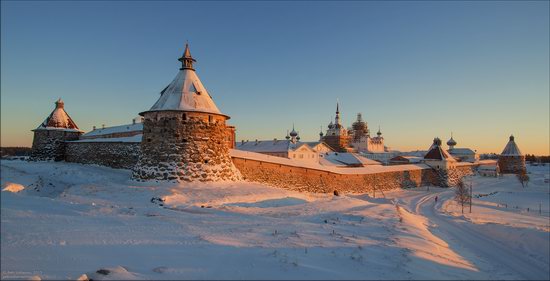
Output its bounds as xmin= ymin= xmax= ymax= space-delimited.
xmin=321 ymin=152 xmax=382 ymax=167
xmin=34 ymin=99 xmax=82 ymax=132
xmin=448 ymin=148 xmax=476 ymax=155
xmin=304 ymin=141 xmax=334 ymax=151
xmin=500 ymin=135 xmax=522 ymax=156
xmin=424 ymin=145 xmax=456 ymax=161
xmin=390 ymin=155 xmax=423 ymax=163
xmin=235 ymin=140 xmax=309 ymax=153
xmin=68 ymin=134 xmax=142 ymax=143
xmin=230 ymin=149 xmax=430 ymax=175
xmin=143 ymin=44 xmax=226 ymax=117
xmin=82 ymin=123 xmax=143 ymax=138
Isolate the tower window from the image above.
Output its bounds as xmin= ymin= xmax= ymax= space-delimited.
xmin=182 ymin=114 xmax=187 ymax=120
xmin=208 ymin=115 xmax=213 ymax=123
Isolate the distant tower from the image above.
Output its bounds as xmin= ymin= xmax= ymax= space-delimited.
xmin=446 ymin=133 xmax=457 ymax=150
xmin=498 ymin=135 xmax=526 ymax=174
xmin=322 ymin=101 xmax=349 ymax=152
xmin=351 ymin=113 xmax=369 ymax=142
xmin=30 ymin=98 xmax=83 ymax=161
xmin=133 ymin=44 xmax=241 ymax=182
xmin=377 ymin=126 xmax=382 ymax=137
xmin=319 ymin=126 xmax=324 ymax=141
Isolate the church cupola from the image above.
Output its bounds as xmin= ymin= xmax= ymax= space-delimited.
xmin=446 ymin=133 xmax=457 ymax=149
xmin=377 ymin=126 xmax=382 ymax=137
xmin=178 ymin=43 xmax=196 ymax=71
xmin=289 ymin=125 xmax=299 ymax=143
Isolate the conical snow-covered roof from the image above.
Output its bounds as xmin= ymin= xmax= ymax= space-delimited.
xmin=500 ymin=135 xmax=522 ymax=156
xmin=34 ymin=98 xmax=82 ymax=132
xmin=142 ymin=44 xmax=226 ymax=117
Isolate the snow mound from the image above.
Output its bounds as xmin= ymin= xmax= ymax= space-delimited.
xmin=2 ymin=182 xmax=25 ymax=193
xmin=85 ymin=266 xmax=140 ymax=280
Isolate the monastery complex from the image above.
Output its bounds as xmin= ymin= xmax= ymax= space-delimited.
xmin=29 ymin=44 xmax=526 ymax=193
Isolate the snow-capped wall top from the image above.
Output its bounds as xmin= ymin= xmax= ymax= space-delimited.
xmin=81 ymin=123 xmax=143 ymax=137
xmin=236 ymin=140 xmax=310 ymax=153
xmin=500 ymin=135 xmax=522 ymax=156
xmin=142 ymin=44 xmax=226 ymax=117
xmin=34 ymin=98 xmax=82 ymax=132
xmin=321 ymin=152 xmax=382 ymax=167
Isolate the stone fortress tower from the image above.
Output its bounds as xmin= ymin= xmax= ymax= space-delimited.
xmin=30 ymin=99 xmax=83 ymax=161
xmin=133 ymin=44 xmax=241 ymax=181
xmin=498 ymin=135 xmax=526 ymax=174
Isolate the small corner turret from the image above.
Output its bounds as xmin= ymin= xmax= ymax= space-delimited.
xmin=30 ymin=98 xmax=83 ymax=161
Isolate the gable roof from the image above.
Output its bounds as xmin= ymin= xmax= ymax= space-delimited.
xmin=390 ymin=155 xmax=423 ymax=163
xmin=34 ymin=99 xmax=82 ymax=132
xmin=81 ymin=123 xmax=143 ymax=138
xmin=235 ymin=140 xmax=312 ymax=153
xmin=448 ymin=148 xmax=475 ymax=155
xmin=304 ymin=141 xmax=334 ymax=151
xmin=321 ymin=152 xmax=382 ymax=167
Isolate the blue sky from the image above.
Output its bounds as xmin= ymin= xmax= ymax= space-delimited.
xmin=1 ymin=1 xmax=549 ymax=154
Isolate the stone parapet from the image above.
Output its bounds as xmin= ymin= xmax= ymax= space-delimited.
xmin=65 ymin=142 xmax=140 ymax=169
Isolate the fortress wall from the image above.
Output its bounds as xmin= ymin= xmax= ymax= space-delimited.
xmin=62 ymin=141 xmax=476 ymax=190
xmin=65 ymin=142 xmax=140 ymax=169
xmin=231 ymin=156 xmax=449 ymax=193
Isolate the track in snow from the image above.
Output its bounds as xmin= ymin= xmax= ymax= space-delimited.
xmin=414 ymin=190 xmax=549 ymax=280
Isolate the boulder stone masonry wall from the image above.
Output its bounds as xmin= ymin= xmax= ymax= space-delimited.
xmin=498 ymin=156 xmax=526 ymax=174
xmin=232 ymin=157 xmax=476 ymax=193
xmin=65 ymin=142 xmax=140 ymax=169
xmin=30 ymin=130 xmax=81 ymax=161
xmin=133 ymin=111 xmax=241 ymax=181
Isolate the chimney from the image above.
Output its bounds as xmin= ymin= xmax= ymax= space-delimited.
xmin=132 ymin=119 xmax=136 ymax=125
xmin=93 ymin=126 xmax=96 ymax=130
xmin=102 ymin=124 xmax=105 ymax=129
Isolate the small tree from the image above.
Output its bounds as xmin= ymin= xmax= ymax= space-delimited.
xmin=517 ymin=170 xmax=530 ymax=188
xmin=455 ymin=179 xmax=470 ymax=214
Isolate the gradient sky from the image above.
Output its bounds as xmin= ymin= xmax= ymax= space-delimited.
xmin=2 ymin=1 xmax=549 ymax=155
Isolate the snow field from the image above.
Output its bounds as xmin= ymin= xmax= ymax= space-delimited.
xmin=1 ymin=160 xmax=549 ymax=280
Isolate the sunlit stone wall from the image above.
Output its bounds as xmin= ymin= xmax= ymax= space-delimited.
xmin=232 ymin=157 xmax=477 ymax=193
xmin=133 ymin=111 xmax=241 ymax=182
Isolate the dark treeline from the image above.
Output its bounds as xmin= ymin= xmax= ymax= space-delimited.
xmin=525 ymin=154 xmax=550 ymax=163
xmin=1 ymin=147 xmax=32 ymax=157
